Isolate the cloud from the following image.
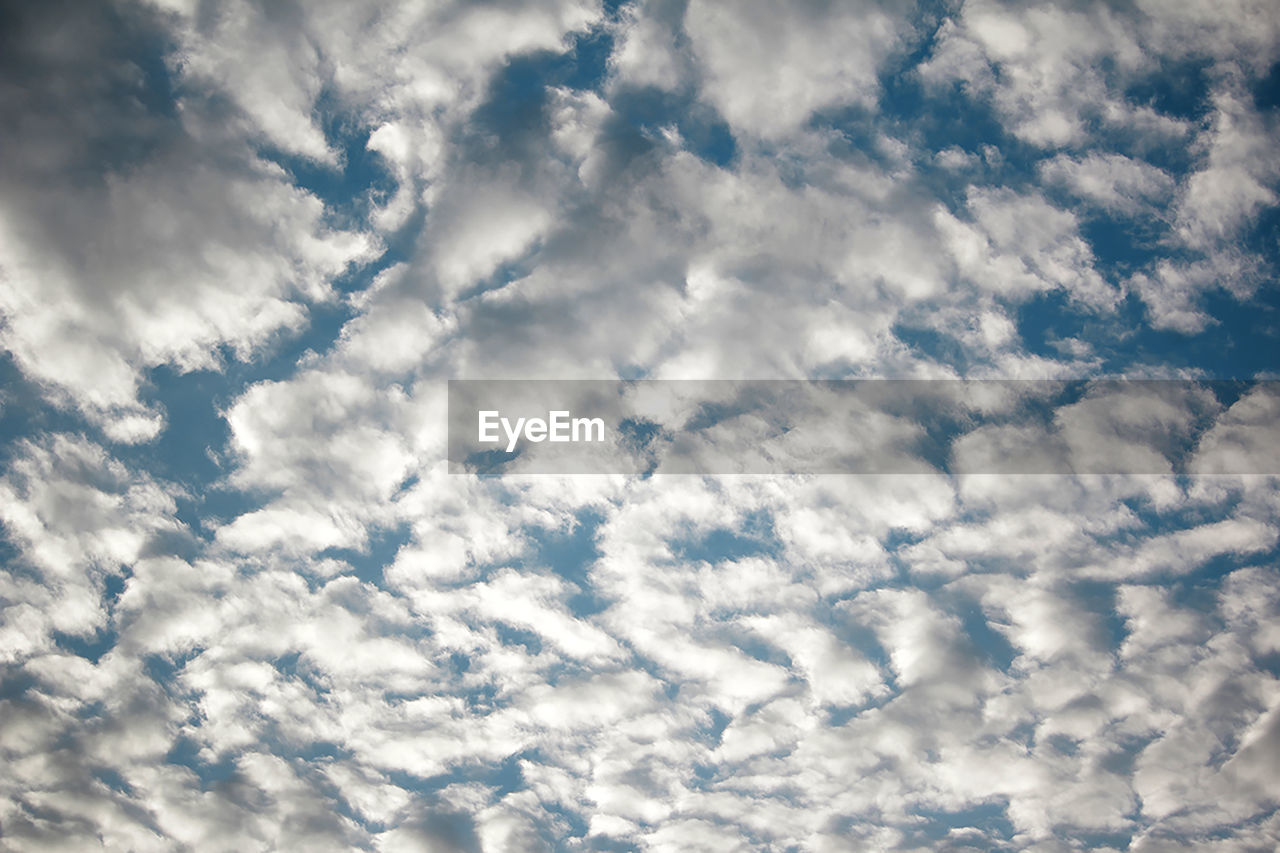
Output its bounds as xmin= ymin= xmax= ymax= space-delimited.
xmin=919 ymin=0 xmax=1153 ymax=148
xmin=609 ymin=0 xmax=689 ymax=92
xmin=1175 ymin=86 xmax=1280 ymax=249
xmin=684 ymin=0 xmax=910 ymax=140
xmin=939 ymin=186 xmax=1116 ymax=306
xmin=2 ymin=0 xmax=1279 ymax=849
xmin=0 ymin=2 xmax=378 ymax=441
xmin=916 ymin=0 xmax=1280 ymax=335
xmin=1040 ymin=152 xmax=1176 ymax=216
xmin=0 ymin=434 xmax=187 ymax=655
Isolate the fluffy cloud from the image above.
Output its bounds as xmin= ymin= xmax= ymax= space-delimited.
xmin=683 ymin=0 xmax=910 ymax=139
xmin=1 ymin=0 xmax=1279 ymax=849
xmin=1040 ymin=152 xmax=1176 ymax=216
xmin=917 ymin=0 xmax=1280 ymax=334
xmin=0 ymin=2 xmax=378 ymax=442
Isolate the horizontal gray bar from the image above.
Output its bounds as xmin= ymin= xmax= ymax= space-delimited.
xmin=447 ymin=380 xmax=1280 ymax=475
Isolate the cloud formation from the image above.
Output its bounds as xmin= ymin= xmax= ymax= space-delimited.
xmin=1 ymin=0 xmax=1279 ymax=850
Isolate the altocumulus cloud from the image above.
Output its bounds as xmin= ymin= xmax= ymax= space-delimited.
xmin=1 ymin=0 xmax=1280 ymax=850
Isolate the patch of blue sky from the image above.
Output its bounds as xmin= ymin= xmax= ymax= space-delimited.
xmin=614 ymin=415 xmax=664 ymax=454
xmin=1044 ymin=732 xmax=1081 ymax=757
xmin=947 ymin=591 xmax=1021 ymax=671
xmin=607 ymin=85 xmax=738 ymax=168
xmin=494 ymin=621 xmax=545 ymax=656
xmin=1134 ymin=287 xmax=1280 ymax=377
xmin=523 ymin=507 xmax=609 ymax=616
xmin=1120 ymin=60 xmax=1215 ymax=173
xmin=819 ymin=603 xmax=897 ymax=682
xmin=461 ymin=57 xmax=564 ymax=167
xmin=384 ymin=752 xmax=529 ymax=806
xmin=1121 ymin=486 xmax=1244 ymax=530
xmin=460 ymin=16 xmax=618 ymax=156
xmin=702 ymin=705 xmax=732 ymax=745
xmin=168 ymin=734 xmax=315 ymax=821
xmin=51 ymin=624 xmax=120 ymax=667
xmin=459 ymin=676 xmax=505 ymax=715
xmin=314 ymin=524 xmax=415 ymax=588
xmin=1013 ymin=290 xmax=1117 ymax=365
xmin=463 ymin=447 xmax=533 ymax=476
xmin=47 ymin=568 xmax=125 ymax=663
xmin=1193 ymin=815 xmax=1280 ymax=846
xmin=907 ymin=801 xmax=1019 ymax=846
xmin=883 ymin=526 xmax=928 ymax=553
xmin=1255 ymin=61 xmax=1280 ymax=111
xmin=105 ymin=0 xmax=181 ymax=123
xmin=455 ymin=250 xmax=546 ymax=303
xmin=1167 ymin=548 xmax=1280 ymax=613
xmin=669 ymin=508 xmax=780 ymax=564
xmin=123 ymin=362 xmax=302 ymax=530
xmin=1063 ymin=229 xmax=1278 ymax=377
xmin=268 ymin=651 xmax=342 ymax=703
xmin=128 ymin=365 xmax=243 ymax=535
xmin=1128 ymin=56 xmax=1215 ymax=118
xmin=462 ymin=7 xmax=737 ymax=173
xmin=891 ymin=322 xmax=982 ymax=374
xmin=263 ymin=108 xmax=399 ymax=231
xmin=1075 ymin=214 xmax=1169 ymax=277
xmin=878 ymin=27 xmax=1035 ymax=178
xmin=0 ymin=357 xmax=89 ymax=464
xmin=1066 ymin=578 xmax=1130 ymax=649
xmin=262 ymin=731 xmax=350 ymax=770
xmin=1013 ymin=282 xmax=1280 ymax=378
xmin=91 ymin=767 xmax=136 ymax=799
xmin=719 ymin=624 xmax=796 ymax=671
xmin=164 ymin=736 xmax=240 ymax=790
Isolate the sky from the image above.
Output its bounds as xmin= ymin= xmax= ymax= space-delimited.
xmin=1 ymin=0 xmax=1279 ymax=850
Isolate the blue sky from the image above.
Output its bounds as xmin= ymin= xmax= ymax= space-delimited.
xmin=1 ymin=0 xmax=1279 ymax=850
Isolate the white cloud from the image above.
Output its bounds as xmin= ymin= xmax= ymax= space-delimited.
xmin=938 ymin=187 xmax=1116 ymax=306
xmin=2 ymin=0 xmax=1280 ymax=849
xmin=1175 ymin=87 xmax=1280 ymax=249
xmin=684 ymin=0 xmax=907 ymax=140
xmin=920 ymin=0 xmax=1152 ymax=148
xmin=609 ymin=0 xmax=687 ymax=92
xmin=1040 ymin=152 xmax=1176 ymax=215
xmin=0 ymin=7 xmax=379 ymax=441
xmin=918 ymin=0 xmax=1280 ymax=337
xmin=0 ymin=435 xmax=186 ymax=657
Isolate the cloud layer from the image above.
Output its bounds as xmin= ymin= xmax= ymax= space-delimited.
xmin=1 ymin=0 xmax=1279 ymax=850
